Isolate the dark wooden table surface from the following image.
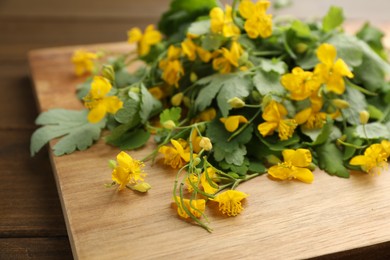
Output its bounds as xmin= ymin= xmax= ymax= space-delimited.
xmin=1 ymin=0 xmax=390 ymax=259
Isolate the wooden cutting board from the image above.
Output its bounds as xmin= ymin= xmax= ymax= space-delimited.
xmin=29 ymin=34 xmax=390 ymax=259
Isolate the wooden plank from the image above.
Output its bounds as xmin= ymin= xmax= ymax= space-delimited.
xmin=28 ymin=38 xmax=390 ymax=259
xmin=0 ymin=237 xmax=72 ymax=260
xmin=0 ymin=130 xmax=68 ymax=237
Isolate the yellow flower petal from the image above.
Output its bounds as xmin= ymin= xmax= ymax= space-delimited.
xmin=116 ymin=151 xmax=133 ymax=169
xmin=175 ymin=197 xmax=206 ymax=219
xmin=87 ymin=103 xmax=107 ymax=123
xmin=220 ymin=115 xmax=248 ymax=132
xmin=239 ymin=0 xmax=254 ymax=19
xmin=334 ymin=59 xmax=353 ymax=78
xmin=292 ymin=167 xmax=314 ymax=183
xmin=127 ymin=27 xmax=142 ymax=43
xmin=268 ymin=164 xmax=290 ymax=180
xmin=102 ymin=96 xmax=123 ymax=114
xmin=295 ymin=107 xmax=312 ymax=125
xmin=258 ymin=121 xmax=278 ymax=137
xmin=283 ymin=149 xmax=312 ymax=168
xmin=212 ymin=190 xmax=248 ymax=216
xmin=90 ymin=76 xmax=112 ymax=99
xmin=316 ymin=43 xmax=337 ymax=67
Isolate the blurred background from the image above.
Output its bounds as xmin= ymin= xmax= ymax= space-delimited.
xmin=1 ymin=0 xmax=390 ymax=258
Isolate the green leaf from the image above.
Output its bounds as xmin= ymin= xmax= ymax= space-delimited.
xmin=201 ymin=34 xmax=225 ymax=51
xmin=322 ymin=6 xmax=344 ymax=32
xmin=273 ymin=0 xmax=292 ymax=9
xmin=297 ymin=49 xmax=318 ymax=69
xmin=316 ymin=142 xmax=350 ymax=178
xmin=327 ymin=34 xmax=363 ymax=67
xmin=139 ymin=83 xmax=162 ymax=123
xmin=291 ymin=20 xmax=312 ymax=38
xmin=207 ymin=118 xmax=253 ymax=165
xmin=214 ymin=145 xmax=247 ymax=166
xmin=158 ymin=0 xmax=217 ymax=38
xmin=187 ymin=19 xmax=211 ymax=36
xmin=253 ymin=69 xmax=285 ymax=96
xmin=195 ymin=73 xmax=251 ymax=117
xmin=260 ymin=58 xmax=288 ymax=74
xmin=160 ymin=107 xmax=182 ymax=125
xmin=355 ymin=122 xmax=390 ymax=139
xmin=302 ymin=117 xmax=333 ymax=146
xmin=356 ymin=22 xmax=388 ymax=60
xmin=257 ymin=133 xmax=300 ymax=151
xmin=31 ymin=109 xmax=105 ymax=156
xmin=248 ymin=160 xmax=266 ymax=173
xmin=76 ymin=78 xmax=92 ymax=100
xmin=341 ymin=86 xmax=367 ymax=125
xmin=367 ymin=104 xmax=383 ymax=121
xmin=219 ymin=159 xmax=249 ymax=176
xmin=343 ymin=127 xmax=364 ymax=161
xmin=106 ymin=128 xmax=150 ymax=150
xmin=115 ymin=98 xmax=140 ymax=124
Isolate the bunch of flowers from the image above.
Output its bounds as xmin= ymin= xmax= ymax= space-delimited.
xmin=31 ymin=0 xmax=390 ymax=231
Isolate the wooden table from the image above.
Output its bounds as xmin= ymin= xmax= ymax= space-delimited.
xmin=1 ymin=0 xmax=390 ymax=259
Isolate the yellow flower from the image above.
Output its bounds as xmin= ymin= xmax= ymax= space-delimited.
xmin=111 ymin=151 xmax=146 ymax=190
xmin=295 ymin=95 xmax=328 ymax=129
xmin=199 ymin=137 xmax=213 ymax=151
xmin=350 ymin=143 xmax=388 ymax=174
xmin=175 ymin=197 xmax=206 ymax=219
xmin=196 ymin=47 xmax=214 ymax=63
xmin=159 ymin=46 xmax=184 ymax=87
xmin=212 ymin=190 xmax=248 ymax=216
xmin=190 ymin=130 xmax=202 ymax=153
xmin=314 ymin=43 xmax=354 ymax=95
xmin=159 ymin=139 xmax=196 ymax=169
xmin=148 ymin=86 xmax=164 ymax=100
xmin=201 ymin=167 xmax=219 ymax=195
xmin=268 ymin=149 xmax=314 ymax=183
xmin=239 ymin=0 xmax=273 ymax=39
xmin=193 ymin=108 xmax=217 ymax=122
xmin=281 ymin=67 xmax=322 ymax=101
xmin=381 ymin=140 xmax=390 ymax=156
xmin=181 ymin=37 xmax=214 ymax=63
xmin=185 ymin=174 xmax=199 ymax=193
xmin=181 ymin=37 xmax=197 ymax=61
xmin=213 ymin=41 xmax=243 ymax=74
xmin=220 ymin=115 xmax=248 ymax=132
xmin=128 ymin=25 xmax=162 ymax=56
xmin=83 ymin=76 xmax=123 ymax=123
xmin=71 ymin=50 xmax=97 ymax=76
xmin=258 ymin=100 xmax=297 ymax=140
xmin=210 ymin=5 xmax=240 ymax=38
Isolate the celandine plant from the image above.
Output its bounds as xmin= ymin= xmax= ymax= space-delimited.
xmin=31 ymin=0 xmax=390 ymax=231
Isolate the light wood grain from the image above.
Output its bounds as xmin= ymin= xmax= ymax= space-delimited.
xmin=29 ymin=31 xmax=390 ymax=259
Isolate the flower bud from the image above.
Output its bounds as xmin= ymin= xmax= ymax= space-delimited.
xmin=228 ymin=97 xmax=245 ymax=108
xmin=295 ymin=43 xmax=308 ymax=53
xmin=162 ymin=120 xmax=176 ymax=129
xmin=129 ymin=86 xmax=140 ymax=93
xmin=190 ymin=72 xmax=198 ymax=82
xmin=251 ymin=90 xmax=261 ymax=102
xmin=359 ymin=110 xmax=370 ymax=124
xmin=171 ymin=92 xmax=183 ymax=106
xmin=332 ymin=99 xmax=350 ymax=109
xmin=102 ymin=65 xmax=115 ymax=82
xmin=108 ymin=160 xmax=117 ymax=169
xmin=266 ymin=154 xmax=281 ymax=165
xmin=199 ymin=137 xmax=213 ymax=151
xmin=131 ymin=182 xmax=151 ymax=192
xmin=193 ymin=157 xmax=201 ymax=166
xmin=183 ymin=96 xmax=191 ymax=108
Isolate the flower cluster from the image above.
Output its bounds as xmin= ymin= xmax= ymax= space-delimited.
xmin=32 ymin=0 xmax=390 ymax=231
